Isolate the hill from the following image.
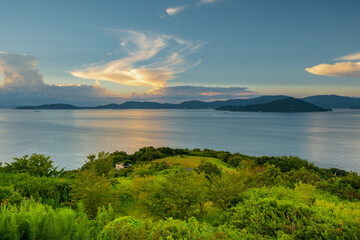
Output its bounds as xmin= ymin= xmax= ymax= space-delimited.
xmin=15 ymin=95 xmax=289 ymax=110
xmin=16 ymin=103 xmax=83 ymax=109
xmin=94 ymin=101 xmax=177 ymax=109
xmin=15 ymin=94 xmax=360 ymax=110
xmin=152 ymin=155 xmax=233 ymax=171
xmin=302 ymin=95 xmax=360 ymax=109
xmin=217 ymin=97 xmax=331 ymax=112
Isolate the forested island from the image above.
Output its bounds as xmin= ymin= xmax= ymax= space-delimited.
xmin=15 ymin=94 xmax=360 ymax=110
xmin=216 ymin=97 xmax=332 ymax=112
xmin=1 ymin=147 xmax=360 ymax=239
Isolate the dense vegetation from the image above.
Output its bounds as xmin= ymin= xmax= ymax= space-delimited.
xmin=216 ymin=97 xmax=331 ymax=112
xmin=1 ymin=147 xmax=360 ymax=239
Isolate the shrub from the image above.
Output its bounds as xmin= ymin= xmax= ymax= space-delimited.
xmin=3 ymin=154 xmax=63 ymax=177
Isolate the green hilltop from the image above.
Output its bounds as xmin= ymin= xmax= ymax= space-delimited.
xmin=1 ymin=147 xmax=360 ymax=239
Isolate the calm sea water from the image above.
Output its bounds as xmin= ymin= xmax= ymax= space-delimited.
xmin=0 ymin=109 xmax=359 ymax=171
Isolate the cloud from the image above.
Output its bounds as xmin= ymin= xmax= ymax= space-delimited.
xmin=0 ymin=52 xmax=44 ymax=89
xmin=336 ymin=52 xmax=360 ymax=61
xmin=200 ymin=0 xmax=221 ymax=4
xmin=306 ymin=52 xmax=360 ymax=78
xmin=131 ymin=86 xmax=257 ymax=102
xmin=166 ymin=6 xmax=187 ymax=16
xmin=166 ymin=0 xmax=222 ymax=16
xmin=70 ymin=30 xmax=202 ymax=89
xmin=0 ymin=52 xmax=120 ymax=107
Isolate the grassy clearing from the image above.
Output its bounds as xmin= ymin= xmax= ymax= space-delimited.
xmin=153 ymin=156 xmax=233 ymax=171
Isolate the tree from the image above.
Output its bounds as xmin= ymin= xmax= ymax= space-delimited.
xmin=71 ymin=170 xmax=115 ymax=219
xmin=81 ymin=152 xmax=113 ymax=177
xmin=195 ymin=161 xmax=221 ymax=176
xmin=4 ymin=154 xmax=63 ymax=177
xmin=136 ymin=170 xmax=210 ymax=219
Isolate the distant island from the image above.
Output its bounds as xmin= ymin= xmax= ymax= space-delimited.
xmin=15 ymin=94 xmax=360 ymax=110
xmin=17 ymin=103 xmax=83 ymax=110
xmin=216 ymin=97 xmax=332 ymax=112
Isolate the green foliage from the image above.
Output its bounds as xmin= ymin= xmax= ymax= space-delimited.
xmin=132 ymin=147 xmax=162 ymax=163
xmin=0 ymin=186 xmax=23 ymax=205
xmin=9 ymin=174 xmax=71 ymax=208
xmin=111 ymin=150 xmax=129 ymax=164
xmin=284 ymin=167 xmax=322 ymax=187
xmin=2 ymin=147 xmax=360 ymax=239
xmin=71 ymin=170 xmax=115 ymax=219
xmin=98 ymin=216 xmax=146 ymax=240
xmin=99 ymin=216 xmax=247 ymax=240
xmin=134 ymin=170 xmax=210 ymax=220
xmin=195 ymin=161 xmax=222 ymax=176
xmin=341 ymin=171 xmax=360 ymax=189
xmin=81 ymin=152 xmax=114 ymax=177
xmin=0 ymin=201 xmax=90 ymax=240
xmin=3 ymin=154 xmax=64 ymax=177
xmin=208 ymin=170 xmax=253 ymax=211
xmin=256 ymin=156 xmax=313 ymax=172
xmin=227 ymin=183 xmax=360 ymax=239
xmin=316 ymin=177 xmax=360 ymax=200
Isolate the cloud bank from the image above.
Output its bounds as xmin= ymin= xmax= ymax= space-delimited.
xmin=0 ymin=52 xmax=255 ymax=106
xmin=0 ymin=52 xmax=118 ymax=107
xmin=306 ymin=52 xmax=360 ymax=78
xmin=71 ymin=31 xmax=202 ymax=89
xmin=132 ymin=86 xmax=256 ymax=102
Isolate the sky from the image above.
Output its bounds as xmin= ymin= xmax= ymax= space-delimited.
xmin=0 ymin=0 xmax=359 ymax=106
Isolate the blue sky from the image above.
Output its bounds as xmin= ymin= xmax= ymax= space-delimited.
xmin=0 ymin=0 xmax=359 ymax=106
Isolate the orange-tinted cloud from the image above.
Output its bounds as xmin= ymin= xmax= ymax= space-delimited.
xmin=70 ymin=31 xmax=202 ymax=88
xmin=131 ymin=86 xmax=257 ymax=102
xmin=306 ymin=61 xmax=360 ymax=78
xmin=336 ymin=52 xmax=360 ymax=61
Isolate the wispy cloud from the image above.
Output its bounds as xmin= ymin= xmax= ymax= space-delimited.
xmin=306 ymin=62 xmax=360 ymax=78
xmin=70 ymin=30 xmax=203 ymax=89
xmin=336 ymin=52 xmax=360 ymax=61
xmin=166 ymin=6 xmax=187 ymax=16
xmin=166 ymin=0 xmax=223 ymax=16
xmin=131 ymin=86 xmax=257 ymax=102
xmin=306 ymin=52 xmax=360 ymax=78
xmin=199 ymin=0 xmax=222 ymax=4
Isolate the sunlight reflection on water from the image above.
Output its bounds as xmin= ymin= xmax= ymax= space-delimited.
xmin=0 ymin=109 xmax=359 ymax=171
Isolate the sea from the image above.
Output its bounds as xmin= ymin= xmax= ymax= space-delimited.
xmin=0 ymin=108 xmax=359 ymax=171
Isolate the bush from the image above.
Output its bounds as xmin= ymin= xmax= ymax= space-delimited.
xmin=3 ymin=154 xmax=64 ymax=177
xmin=0 ymin=186 xmax=23 ymax=205
xmin=98 ymin=216 xmax=146 ymax=240
xmin=227 ymin=184 xmax=360 ymax=239
xmin=0 ymin=201 xmax=90 ymax=240
xmin=10 ymin=173 xmax=71 ymax=208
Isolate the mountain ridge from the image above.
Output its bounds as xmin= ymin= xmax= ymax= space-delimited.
xmin=15 ymin=95 xmax=360 ymax=110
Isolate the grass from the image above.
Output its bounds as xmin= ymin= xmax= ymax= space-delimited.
xmin=153 ymin=156 xmax=233 ymax=172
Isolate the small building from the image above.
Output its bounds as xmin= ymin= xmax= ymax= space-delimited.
xmin=115 ymin=163 xmax=125 ymax=171
xmin=115 ymin=162 xmax=132 ymax=171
